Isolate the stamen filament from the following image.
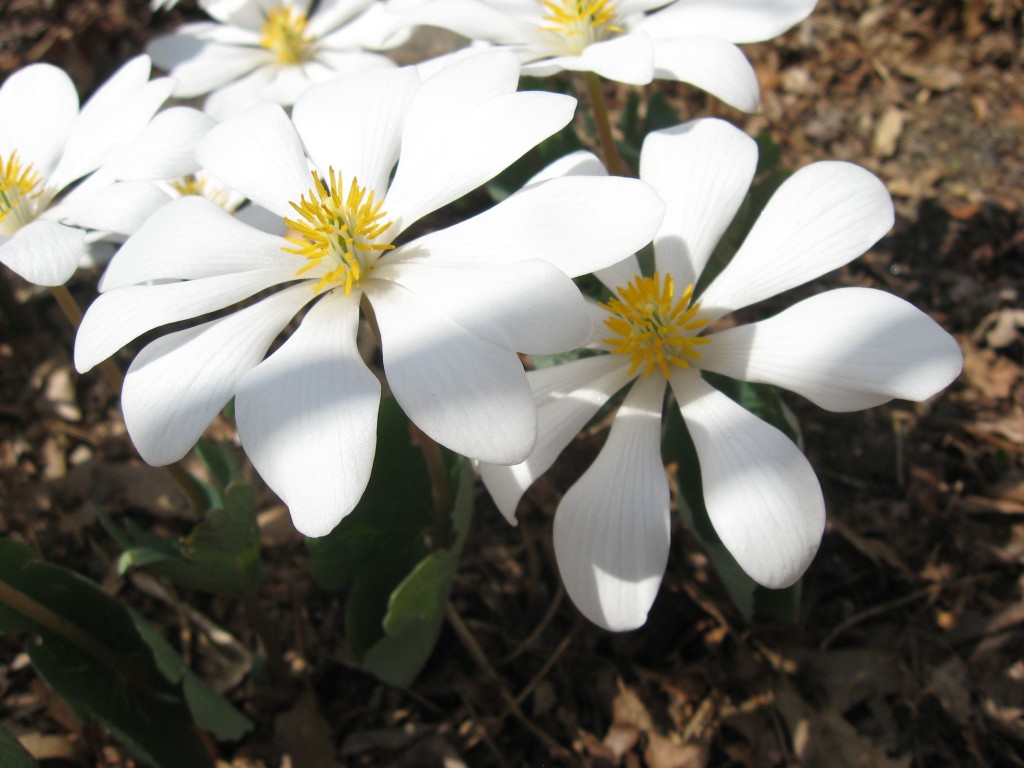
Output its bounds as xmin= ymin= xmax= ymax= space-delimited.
xmin=283 ymin=167 xmax=394 ymax=296
xmin=601 ymin=272 xmax=710 ymax=379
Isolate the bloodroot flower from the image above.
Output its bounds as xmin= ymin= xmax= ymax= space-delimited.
xmin=75 ymin=53 xmax=664 ymax=538
xmin=148 ymin=0 xmax=409 ymax=119
xmin=0 ymin=57 xmax=176 ymax=286
xmin=394 ymin=0 xmax=818 ymax=110
xmin=479 ymin=118 xmax=963 ymax=631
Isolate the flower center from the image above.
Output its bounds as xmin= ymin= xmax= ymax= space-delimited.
xmin=170 ymin=173 xmax=234 ymax=210
xmin=283 ymin=167 xmax=394 ymax=296
xmin=539 ymin=0 xmax=623 ymax=54
xmin=260 ymin=5 xmax=314 ymax=64
xmin=0 ymin=150 xmax=43 ymax=235
xmin=601 ymin=272 xmax=710 ymax=379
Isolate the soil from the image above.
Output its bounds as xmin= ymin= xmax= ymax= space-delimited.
xmin=1 ymin=1 xmax=1023 ymax=766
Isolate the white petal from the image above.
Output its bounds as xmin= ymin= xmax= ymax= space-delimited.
xmin=253 ymin=64 xmax=314 ymax=105
xmin=0 ymin=64 xmax=78 ymax=177
xmin=700 ymin=287 xmax=964 ymax=411
xmin=640 ymin=118 xmax=757 ymax=287
xmin=306 ymin=0 xmax=374 ymax=36
xmin=104 ymin=107 xmax=216 ymax=181
xmin=635 ymin=0 xmax=818 ymax=43
xmin=529 ymin=33 xmax=655 ymax=85
xmin=316 ymin=0 xmax=416 ymax=48
xmin=396 ymin=176 xmax=663 ymax=277
xmin=525 ymin=150 xmax=606 ymax=185
xmin=148 ymin=33 xmax=267 ymax=97
xmin=51 ymin=57 xmax=176 ymax=189
xmin=306 ymin=49 xmax=395 ymax=80
xmin=670 ymin=370 xmax=824 ymax=588
xmin=76 ymin=267 xmax=298 ymax=373
xmin=51 ymin=181 xmax=172 ymax=236
xmin=386 ymin=51 xmax=576 ymax=229
xmin=595 ymin=255 xmax=643 ymax=298
xmin=365 ymin=279 xmax=536 ymax=464
xmin=698 ymin=161 xmax=894 ymax=319
xmin=394 ymin=0 xmax=531 ymax=44
xmin=200 ymin=66 xmax=276 ymax=120
xmin=236 ymin=290 xmax=380 ymax=537
xmin=199 ymin=0 xmax=297 ymax=30
xmin=196 ymin=103 xmax=312 ymax=218
xmin=651 ymin=36 xmax=759 ymax=112
xmin=0 ymin=220 xmax=85 ymax=286
xmin=479 ymin=355 xmax=633 ymax=522
xmin=292 ymin=66 xmax=419 ymax=198
xmin=99 ymin=197 xmax=290 ymax=290
xmin=121 ymin=283 xmax=313 ymax=465
xmin=372 ymin=258 xmax=590 ymax=354
xmin=553 ymin=375 xmax=670 ymax=631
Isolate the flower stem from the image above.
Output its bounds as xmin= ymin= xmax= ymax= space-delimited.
xmin=583 ymin=72 xmax=631 ymax=177
xmin=0 ymin=578 xmax=153 ymax=695
xmin=49 ymin=284 xmax=207 ymax=513
xmin=410 ymin=423 xmax=452 ymax=550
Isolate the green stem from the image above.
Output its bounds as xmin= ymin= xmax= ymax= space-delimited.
xmin=49 ymin=284 xmax=207 ymax=513
xmin=411 ymin=423 xmax=452 ymax=550
xmin=583 ymin=72 xmax=631 ymax=177
xmin=0 ymin=579 xmax=153 ymax=695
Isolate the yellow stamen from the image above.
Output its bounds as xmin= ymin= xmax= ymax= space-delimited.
xmin=539 ymin=0 xmax=623 ymax=54
xmin=283 ymin=167 xmax=394 ymax=296
xmin=601 ymin=272 xmax=710 ymax=379
xmin=260 ymin=5 xmax=314 ymax=64
xmin=170 ymin=173 xmax=233 ymax=210
xmin=0 ymin=150 xmax=43 ymax=233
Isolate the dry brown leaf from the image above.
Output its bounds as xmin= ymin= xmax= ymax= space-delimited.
xmin=777 ymin=685 xmax=910 ymax=768
xmin=961 ymin=344 xmax=1022 ymax=400
xmin=925 ymin=656 xmax=973 ymax=724
xmin=872 ymin=107 xmax=905 ymax=158
xmin=644 ymin=733 xmax=709 ymax=768
xmin=274 ymin=688 xmax=338 ymax=768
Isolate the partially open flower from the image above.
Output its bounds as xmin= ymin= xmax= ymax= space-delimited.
xmin=149 ymin=0 xmax=411 ymax=119
xmin=393 ymin=0 xmax=818 ymax=110
xmin=0 ymin=56 xmax=180 ymax=286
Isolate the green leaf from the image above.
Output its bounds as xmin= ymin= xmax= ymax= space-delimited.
xmin=0 ymin=539 xmax=217 ymax=768
xmin=108 ymin=482 xmax=263 ymax=598
xmin=129 ymin=610 xmax=252 ymax=741
xmin=0 ymin=724 xmax=39 ymax=768
xmin=307 ymin=397 xmax=439 ymax=659
xmin=361 ymin=460 xmax=474 ymax=687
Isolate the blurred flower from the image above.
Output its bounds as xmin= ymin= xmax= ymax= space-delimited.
xmin=148 ymin=0 xmax=411 ymax=119
xmin=479 ymin=118 xmax=963 ymax=631
xmin=0 ymin=57 xmax=178 ymax=286
xmin=76 ymin=53 xmax=664 ymax=538
xmin=392 ymin=0 xmax=818 ymax=110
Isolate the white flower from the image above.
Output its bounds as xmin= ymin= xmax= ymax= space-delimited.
xmin=75 ymin=52 xmax=665 ymax=538
xmin=0 ymin=57 xmax=177 ymax=286
xmin=392 ymin=0 xmax=818 ymax=110
xmin=148 ymin=0 xmax=412 ymax=119
xmin=479 ymin=118 xmax=964 ymax=631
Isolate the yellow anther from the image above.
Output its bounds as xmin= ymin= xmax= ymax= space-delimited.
xmin=0 ymin=150 xmax=42 ymax=232
xmin=283 ymin=167 xmax=394 ymax=296
xmin=601 ymin=272 xmax=710 ymax=379
xmin=540 ymin=0 xmax=623 ymax=54
xmin=260 ymin=5 xmax=314 ymax=64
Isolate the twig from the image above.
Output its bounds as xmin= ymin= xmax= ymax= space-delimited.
xmin=499 ymin=581 xmax=565 ymax=665
xmin=445 ymin=602 xmax=579 ymax=766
